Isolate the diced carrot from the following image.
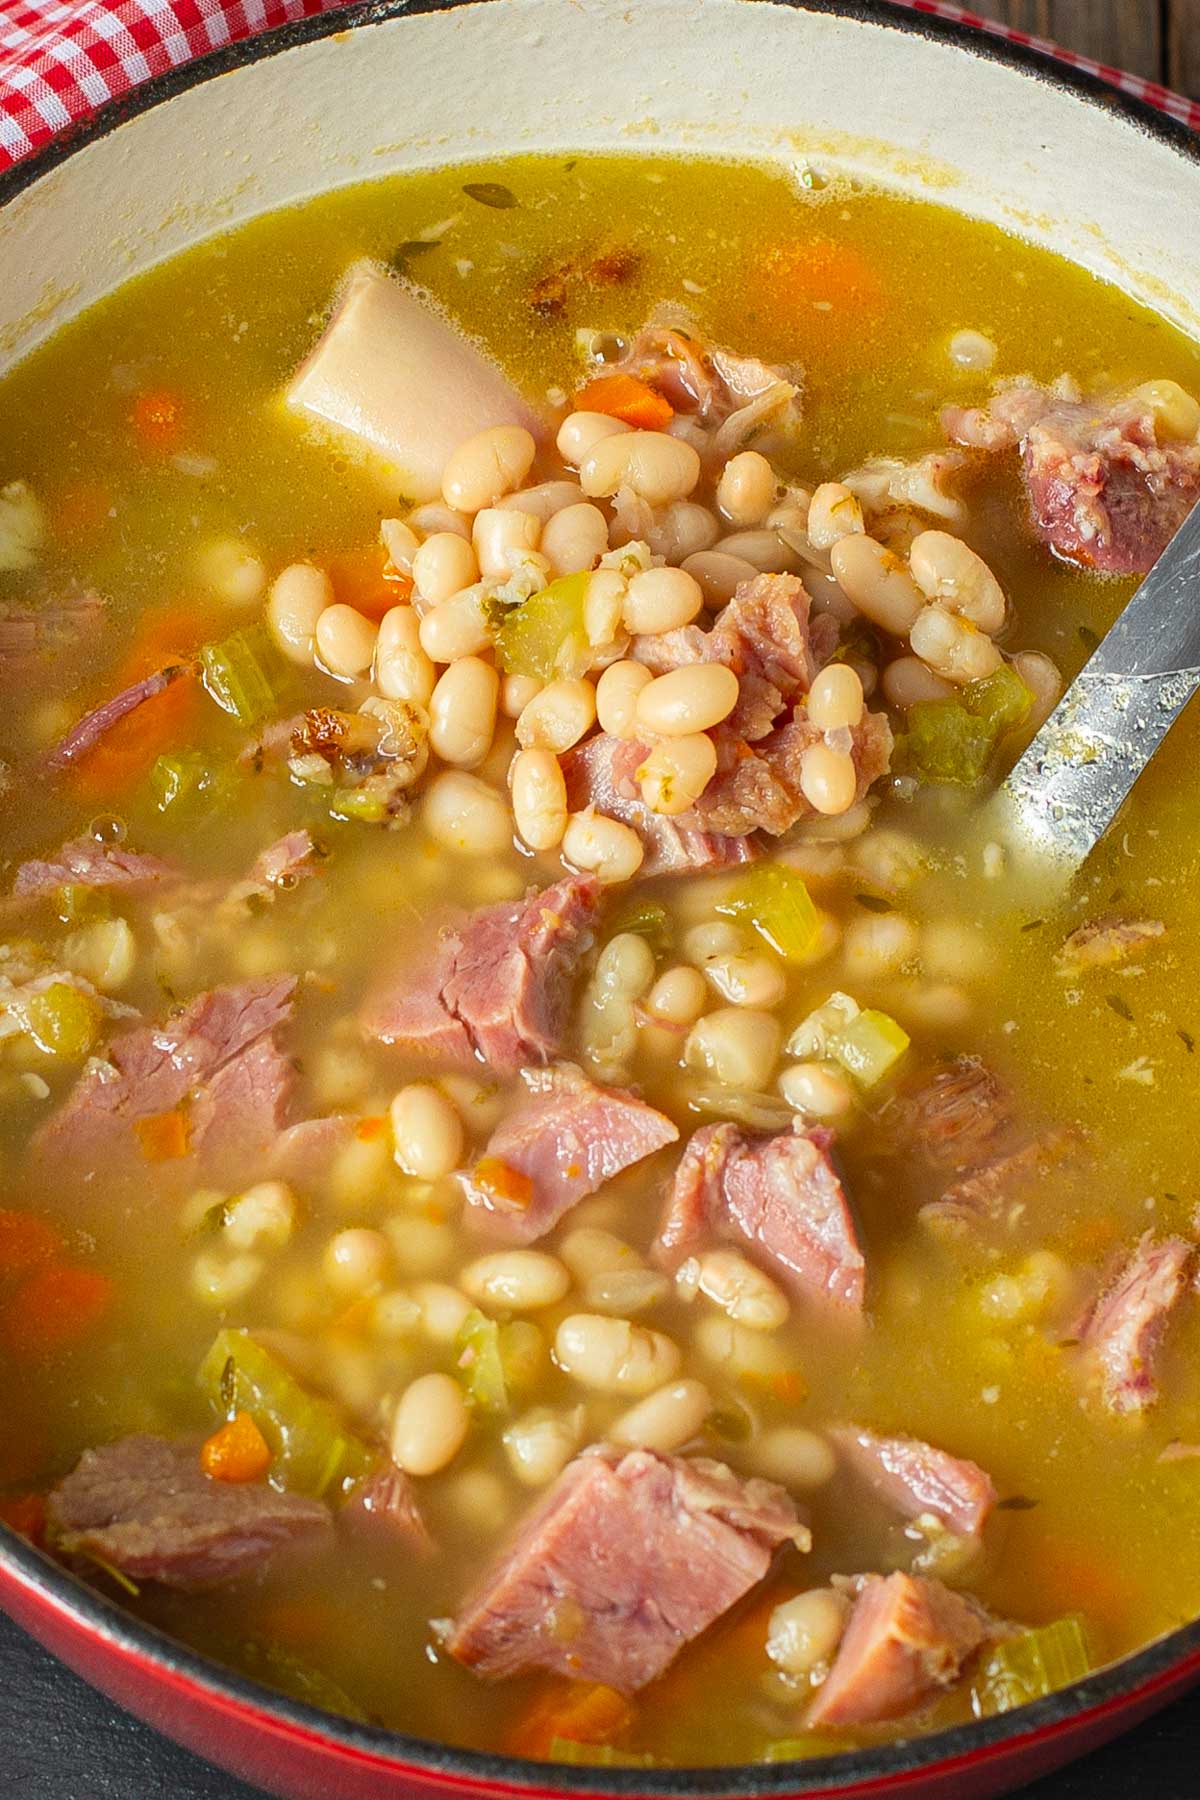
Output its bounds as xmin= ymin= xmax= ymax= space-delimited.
xmin=200 ymin=1410 xmax=272 ymax=1484
xmin=328 ymin=546 xmax=412 ymax=622
xmin=2 ymin=1264 xmax=114 ymax=1359
xmin=130 ymin=388 xmax=183 ymax=451
xmin=574 ymin=372 xmax=674 ymax=430
xmin=758 ymin=236 xmax=884 ymax=331
xmin=506 ymin=1680 xmax=635 ymax=1759
xmin=354 ymin=1115 xmax=388 ymax=1142
xmin=470 ymin=1157 xmax=534 ymax=1211
xmin=70 ymin=605 xmax=204 ymax=801
xmin=134 ymin=1108 xmax=191 ymax=1162
xmin=0 ymin=1209 xmax=65 ymax=1281
xmin=0 ymin=1492 xmax=47 ymax=1546
xmin=737 ymin=1367 xmax=808 ymax=1407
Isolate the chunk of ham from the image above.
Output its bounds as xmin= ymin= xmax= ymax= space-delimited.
xmin=287 ymin=261 xmax=542 ymax=501
xmin=48 ymin=1434 xmax=329 ymax=1590
xmin=945 ymin=379 xmax=1200 ymax=575
xmin=447 ymin=1448 xmax=806 ymax=1692
xmin=459 ymin=1064 xmax=678 ymax=1242
xmin=831 ymin=1427 xmax=996 ymax=1538
xmin=562 ymin=734 xmax=756 ymax=876
xmin=363 ymin=874 xmax=601 ymax=1072
xmin=13 ymin=835 xmax=178 ymax=900
xmin=341 ymin=1465 xmax=434 ymax=1557
xmin=894 ymin=1056 xmax=1016 ymax=1172
xmin=605 ymin=315 xmax=803 ymax=456
xmin=224 ymin=829 xmax=320 ymax=909
xmin=656 ymin=1121 xmax=865 ymax=1313
xmin=42 ymin=663 xmax=194 ymax=774
xmin=32 ymin=976 xmax=297 ymax=1178
xmin=0 ymin=590 xmax=104 ymax=687
xmin=808 ymin=1572 xmax=990 ymax=1727
xmin=695 ymin=708 xmax=893 ymax=839
xmin=1076 ymin=1231 xmax=1195 ymax=1415
xmin=1057 ymin=914 xmax=1166 ymax=973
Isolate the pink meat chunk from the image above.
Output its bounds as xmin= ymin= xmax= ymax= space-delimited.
xmin=459 ymin=1064 xmax=678 ymax=1242
xmin=562 ymin=733 xmax=756 ymax=876
xmin=695 ymin=708 xmax=893 ymax=838
xmin=1077 ymin=1231 xmax=1194 ymax=1415
xmin=363 ymin=874 xmax=601 ymax=1071
xmin=832 ymin=1427 xmax=996 ymax=1538
xmin=341 ymin=1465 xmax=434 ymax=1556
xmin=894 ymin=1056 xmax=1016 ymax=1171
xmin=48 ymin=1434 xmax=329 ymax=1591
xmin=32 ymin=975 xmax=297 ymax=1176
xmin=230 ymin=829 xmax=320 ymax=903
xmin=945 ymin=380 xmax=1200 ymax=575
xmin=44 ymin=662 xmax=193 ymax=773
xmin=447 ymin=1448 xmax=805 ymax=1691
xmin=656 ymin=1121 xmax=865 ymax=1312
xmin=13 ymin=835 xmax=178 ymax=899
xmin=0 ymin=590 xmax=105 ymax=686
xmin=808 ymin=1572 xmax=989 ymax=1727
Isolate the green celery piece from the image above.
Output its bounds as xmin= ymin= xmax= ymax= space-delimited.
xmin=22 ymin=982 xmax=100 ymax=1059
xmin=198 ymin=1330 xmax=375 ymax=1499
xmin=200 ymin=624 xmax=285 ymax=726
xmin=330 ymin=786 xmax=389 ymax=824
xmin=240 ymin=1640 xmax=369 ymax=1723
xmin=972 ymin=1615 xmax=1091 ymax=1718
xmin=608 ymin=899 xmax=671 ymax=956
xmin=969 ymin=662 xmax=1033 ymax=732
xmin=495 ymin=572 xmax=593 ymax=681
xmin=54 ymin=884 xmax=111 ymax=926
xmin=716 ymin=863 xmax=819 ymax=962
xmin=831 ymin=1007 xmax=910 ymax=1088
xmin=761 ymin=1734 xmax=850 ymax=1762
xmin=548 ymin=1740 xmax=657 ymax=1768
xmin=455 ymin=1310 xmax=542 ymax=1415
xmin=905 ymin=664 xmax=1032 ymax=786
xmin=150 ymin=750 xmax=230 ymax=813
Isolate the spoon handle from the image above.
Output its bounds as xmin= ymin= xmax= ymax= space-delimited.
xmin=1001 ymin=500 xmax=1200 ymax=869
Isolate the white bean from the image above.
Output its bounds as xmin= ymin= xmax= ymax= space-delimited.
xmin=515 ymin=678 xmax=596 ymax=753
xmin=315 ymin=604 xmax=378 ymax=680
xmin=375 ymin=605 xmax=436 ymax=706
xmin=390 ymin=1372 xmax=469 ymax=1476
xmin=778 ymin=1061 xmax=854 ymax=1120
xmin=596 ymin=659 xmax=653 ymax=738
xmin=636 ymin=663 xmax=739 ymax=736
xmin=554 ymin=1314 xmax=680 ymax=1394
xmin=808 ymin=664 xmax=864 ymax=732
xmin=414 ymin=1281 xmax=473 ymax=1343
xmin=62 ymin=917 xmax=136 ymax=992
xmin=843 ymin=911 xmax=919 ymax=980
xmin=580 ymin=432 xmax=701 ymax=506
xmin=1132 ymin=378 xmax=1200 ymax=441
xmin=541 ymin=503 xmax=610 ymax=576
xmin=830 ymin=536 xmax=923 ymax=635
xmin=503 ymin=1407 xmax=584 ymax=1486
xmin=799 ymin=743 xmax=858 ymax=816
xmin=752 ymin=1425 xmax=838 ymax=1489
xmin=717 ymin=451 xmax=776 ymax=527
xmin=610 ymin=1378 xmax=712 ymax=1452
xmin=645 ymin=964 xmax=708 ymax=1027
xmin=646 ymin=501 xmax=720 ymax=563
xmin=497 ymin=480 xmax=584 ymax=522
xmin=716 ymin=529 xmax=798 ymax=574
xmin=683 ymin=920 xmax=744 ymax=963
xmin=807 ymin=481 xmax=865 ymax=550
xmin=390 ymin=1085 xmax=464 ymax=1180
xmin=429 ymin=656 xmax=499 ymax=769
xmin=323 ymin=1227 xmax=390 ymax=1295
xmin=622 ymin=566 xmax=704 ymax=635
xmin=408 ymin=502 xmax=471 ymax=540
xmin=556 ymin=410 xmax=626 ymax=466
xmin=682 ymin=550 xmax=759 ymax=608
xmin=418 ymin=586 xmax=494 ymax=664
xmin=559 ymin=1227 xmax=643 ymax=1283
xmin=1011 ymin=650 xmax=1062 ymax=728
xmin=442 ymin=424 xmax=536 ymax=513
xmin=688 ymin=1248 xmax=788 ymax=1330
xmin=223 ymin=1181 xmax=296 ymax=1252
xmin=196 ymin=536 xmax=266 ymax=607
xmin=510 ymin=747 xmax=569 ymax=850
xmin=267 ymin=565 xmax=335 ymax=666
xmin=702 ymin=949 xmax=787 ymax=1009
xmin=909 ymin=530 xmax=1005 ymax=634
xmin=562 ymin=811 xmax=644 ymax=884
xmin=461 ymin=1250 xmax=570 ymax=1311
xmin=472 ymin=506 xmax=541 ymax=580
xmin=380 ymin=517 xmax=420 ymax=575
xmin=881 ymin=655 xmax=955 ymax=709
xmin=412 ymin=532 xmax=480 ymax=605
xmin=423 ymin=770 xmax=512 ymax=855
xmin=637 ymin=733 xmax=717 ymax=816
xmin=766 ymin=1589 xmax=850 ymax=1676
xmin=685 ymin=1008 xmax=782 ymax=1089
xmin=909 ymin=603 xmax=1002 ymax=684
xmin=502 ymin=672 xmax=543 ymax=719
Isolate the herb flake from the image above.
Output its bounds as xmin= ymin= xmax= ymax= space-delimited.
xmin=463 ymin=181 xmax=518 ymax=209
xmin=1105 ymin=993 xmax=1134 ymax=1022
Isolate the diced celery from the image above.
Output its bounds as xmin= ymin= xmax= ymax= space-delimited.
xmin=330 ymin=785 xmax=389 ymax=824
xmin=831 ymin=1008 xmax=910 ymax=1087
xmin=0 ymin=479 xmax=45 ymax=572
xmin=786 ymin=991 xmax=860 ymax=1061
xmin=761 ymin=1734 xmax=850 ymax=1762
xmin=455 ymin=1309 xmax=543 ymax=1416
xmin=608 ymin=899 xmax=671 ymax=955
xmin=548 ymin=1741 xmax=657 ymax=1768
xmin=150 ymin=750 xmax=229 ymax=813
xmin=494 ymin=573 xmax=593 ymax=681
xmin=904 ymin=664 xmax=1032 ymax=786
xmin=22 ymin=982 xmax=101 ymax=1059
xmin=972 ymin=1616 xmax=1091 ymax=1718
xmin=200 ymin=624 xmax=285 ymax=726
xmin=241 ymin=1640 xmax=369 ymax=1723
xmin=54 ymin=884 xmax=111 ymax=926
xmin=716 ymin=863 xmax=819 ymax=962
xmin=198 ymin=1329 xmax=375 ymax=1499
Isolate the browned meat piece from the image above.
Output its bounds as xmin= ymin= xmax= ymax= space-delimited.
xmin=895 ymin=1056 xmax=1015 ymax=1172
xmin=224 ymin=829 xmax=321 ymax=910
xmin=1057 ymin=914 xmax=1166 ymax=973
xmin=808 ymin=1572 xmax=990 ymax=1727
xmin=656 ymin=1121 xmax=865 ymax=1312
xmin=363 ymin=874 xmax=600 ymax=1072
xmin=48 ymin=1435 xmax=329 ymax=1590
xmin=831 ymin=1427 xmax=996 ymax=1538
xmin=32 ymin=976 xmax=297 ymax=1177
xmin=459 ymin=1064 xmax=678 ymax=1243
xmin=695 ymin=709 xmax=893 ymax=838
xmin=925 ymin=1126 xmax=1081 ymax=1234
xmin=562 ymin=734 xmax=756 ymax=877
xmin=43 ymin=662 xmax=194 ymax=772
xmin=1076 ymin=1232 xmax=1194 ymax=1415
xmin=945 ymin=380 xmax=1200 ymax=575
xmin=342 ymin=1466 xmax=434 ymax=1555
xmin=602 ymin=317 xmax=802 ymax=457
xmin=447 ymin=1448 xmax=805 ymax=1692
xmin=13 ymin=835 xmax=178 ymax=900
xmin=0 ymin=591 xmax=104 ymax=686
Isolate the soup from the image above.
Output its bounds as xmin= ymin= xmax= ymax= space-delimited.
xmin=2 ymin=151 xmax=1200 ymax=1768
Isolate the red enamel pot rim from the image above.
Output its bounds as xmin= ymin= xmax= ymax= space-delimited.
xmin=2 ymin=0 xmax=1200 ymax=1792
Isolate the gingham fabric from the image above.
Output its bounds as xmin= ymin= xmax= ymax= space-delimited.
xmin=1 ymin=0 xmax=1197 ymax=173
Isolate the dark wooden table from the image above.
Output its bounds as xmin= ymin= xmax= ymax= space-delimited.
xmin=4 ymin=0 xmax=1198 ymax=1794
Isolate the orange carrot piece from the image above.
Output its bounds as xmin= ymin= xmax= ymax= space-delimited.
xmin=759 ymin=236 xmax=884 ymax=327
xmin=200 ymin=1410 xmax=272 ymax=1484
xmin=470 ymin=1157 xmax=534 ymax=1212
xmin=329 ymin=546 xmax=412 ymax=622
xmin=2 ymin=1265 xmax=114 ymax=1359
xmin=0 ymin=1209 xmax=65 ymax=1281
xmin=506 ymin=1681 xmax=635 ymax=1759
xmin=70 ymin=604 xmax=204 ymax=801
xmin=574 ymin=372 xmax=674 ymax=431
xmin=130 ymin=389 xmax=183 ymax=451
xmin=354 ymin=1115 xmax=388 ymax=1142
xmin=134 ymin=1108 xmax=191 ymax=1162
xmin=0 ymin=1492 xmax=47 ymax=1545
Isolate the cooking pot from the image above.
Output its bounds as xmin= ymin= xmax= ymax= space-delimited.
xmin=2 ymin=2 xmax=1200 ymax=1794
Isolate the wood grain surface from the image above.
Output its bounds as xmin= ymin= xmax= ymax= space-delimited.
xmin=971 ymin=0 xmax=1200 ymax=94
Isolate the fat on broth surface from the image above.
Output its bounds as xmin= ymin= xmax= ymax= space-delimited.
xmin=2 ymin=153 xmax=1200 ymax=1763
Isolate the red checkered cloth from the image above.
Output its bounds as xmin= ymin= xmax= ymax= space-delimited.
xmin=1 ymin=0 xmax=1197 ymax=173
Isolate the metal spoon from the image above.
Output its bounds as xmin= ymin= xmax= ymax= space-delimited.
xmin=998 ymin=500 xmax=1200 ymax=878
